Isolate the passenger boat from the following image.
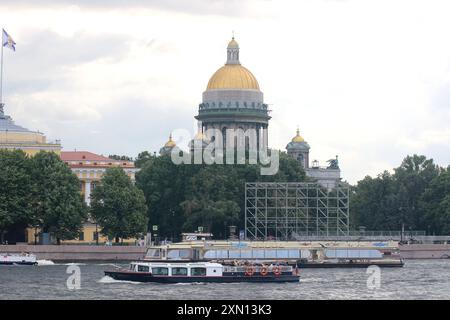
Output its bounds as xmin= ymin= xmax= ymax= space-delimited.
xmin=104 ymin=262 xmax=300 ymax=283
xmin=0 ymin=253 xmax=37 ymax=265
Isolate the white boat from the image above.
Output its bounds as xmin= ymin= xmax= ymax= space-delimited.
xmin=0 ymin=253 xmax=37 ymax=265
xmin=105 ymin=261 xmax=300 ymax=283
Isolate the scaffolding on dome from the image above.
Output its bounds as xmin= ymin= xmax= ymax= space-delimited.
xmin=245 ymin=182 xmax=350 ymax=240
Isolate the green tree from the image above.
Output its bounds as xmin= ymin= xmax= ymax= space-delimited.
xmin=91 ymin=167 xmax=148 ymax=243
xmin=350 ymin=171 xmax=398 ymax=230
xmin=351 ymin=155 xmax=441 ymax=232
xmin=135 ymin=151 xmax=155 ymax=168
xmin=109 ymin=154 xmax=133 ymax=161
xmin=0 ymin=150 xmax=32 ymax=243
xmin=393 ymin=155 xmax=440 ymax=229
xmin=420 ymin=167 xmax=450 ymax=234
xmin=30 ymin=151 xmax=87 ymax=244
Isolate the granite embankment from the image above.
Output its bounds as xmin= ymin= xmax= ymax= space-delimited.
xmin=0 ymin=245 xmax=147 ymax=261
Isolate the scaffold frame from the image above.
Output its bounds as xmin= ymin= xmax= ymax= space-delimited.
xmin=245 ymin=182 xmax=350 ymax=240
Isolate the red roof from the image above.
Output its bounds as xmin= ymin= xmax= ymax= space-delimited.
xmin=60 ymin=151 xmax=118 ymax=162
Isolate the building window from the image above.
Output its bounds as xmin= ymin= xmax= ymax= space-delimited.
xmin=79 ymin=232 xmax=84 ymax=241
xmin=93 ymin=232 xmax=98 ymax=241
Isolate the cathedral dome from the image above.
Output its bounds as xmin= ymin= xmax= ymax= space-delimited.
xmin=164 ymin=134 xmax=176 ymax=148
xmin=292 ymin=128 xmax=305 ymax=143
xmin=206 ymin=37 xmax=260 ymax=91
xmin=206 ymin=64 xmax=260 ymax=90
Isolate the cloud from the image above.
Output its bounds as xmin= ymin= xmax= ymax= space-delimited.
xmin=0 ymin=0 xmax=269 ymax=17
xmin=2 ymin=0 xmax=450 ymax=184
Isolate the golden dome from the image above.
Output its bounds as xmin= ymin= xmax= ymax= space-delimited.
xmin=228 ymin=37 xmax=239 ymax=48
xmin=164 ymin=133 xmax=176 ymax=148
xmin=207 ymin=64 xmax=260 ymax=90
xmin=292 ymin=128 xmax=305 ymax=143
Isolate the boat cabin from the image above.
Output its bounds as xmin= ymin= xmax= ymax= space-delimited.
xmin=129 ymin=262 xmax=224 ymax=277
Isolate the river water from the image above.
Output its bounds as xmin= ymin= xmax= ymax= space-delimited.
xmin=1 ymin=260 xmax=449 ymax=300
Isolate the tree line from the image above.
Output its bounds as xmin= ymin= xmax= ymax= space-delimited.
xmin=1 ymin=149 xmax=449 ymax=244
xmin=0 ymin=150 xmax=147 ymax=244
xmin=350 ymin=155 xmax=450 ymax=234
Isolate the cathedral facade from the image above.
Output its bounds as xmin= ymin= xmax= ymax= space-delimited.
xmin=161 ymin=37 xmax=341 ymax=188
xmin=195 ymin=37 xmax=270 ymax=150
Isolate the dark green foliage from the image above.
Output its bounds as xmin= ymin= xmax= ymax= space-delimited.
xmin=0 ymin=150 xmax=32 ymax=243
xmin=109 ymin=154 xmax=134 ymax=161
xmin=30 ymin=151 xmax=87 ymax=244
xmin=136 ymin=151 xmax=307 ymax=240
xmin=91 ymin=167 xmax=148 ymax=243
xmin=351 ymin=154 xmax=447 ymax=234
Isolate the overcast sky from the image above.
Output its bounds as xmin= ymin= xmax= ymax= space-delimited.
xmin=1 ymin=0 xmax=450 ymax=183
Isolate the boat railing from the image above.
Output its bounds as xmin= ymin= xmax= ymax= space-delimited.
xmin=223 ymin=265 xmax=292 ymax=273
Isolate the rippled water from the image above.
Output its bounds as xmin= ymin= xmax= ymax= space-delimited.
xmin=1 ymin=260 xmax=449 ymax=300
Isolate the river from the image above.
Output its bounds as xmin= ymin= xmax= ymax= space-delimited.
xmin=1 ymin=260 xmax=449 ymax=299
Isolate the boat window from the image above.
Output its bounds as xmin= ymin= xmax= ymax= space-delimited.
xmin=265 ymin=250 xmax=277 ymax=258
xmin=288 ymin=250 xmax=300 ymax=258
xmin=252 ymin=250 xmax=265 ymax=259
xmin=168 ymin=249 xmax=191 ymax=259
xmin=130 ymin=264 xmax=136 ymax=270
xmin=228 ymin=250 xmax=241 ymax=259
xmin=146 ymin=249 xmax=161 ymax=258
xmin=276 ymin=249 xmax=289 ymax=258
xmin=172 ymin=267 xmax=188 ymax=276
xmin=216 ymin=250 xmax=229 ymax=259
xmin=204 ymin=250 xmax=217 ymax=259
xmin=191 ymin=267 xmax=206 ymax=276
xmin=137 ymin=265 xmax=150 ymax=272
xmin=151 ymin=267 xmax=169 ymax=275
xmin=240 ymin=250 xmax=252 ymax=259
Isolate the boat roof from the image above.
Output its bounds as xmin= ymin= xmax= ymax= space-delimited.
xmin=131 ymin=261 xmax=222 ymax=268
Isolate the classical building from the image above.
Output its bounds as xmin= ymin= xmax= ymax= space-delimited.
xmin=0 ymin=103 xmax=61 ymax=155
xmin=60 ymin=151 xmax=137 ymax=205
xmin=286 ymin=129 xmax=341 ymax=189
xmin=195 ymin=37 xmax=270 ymax=150
xmin=54 ymin=151 xmax=139 ymax=244
xmin=286 ymin=128 xmax=310 ymax=169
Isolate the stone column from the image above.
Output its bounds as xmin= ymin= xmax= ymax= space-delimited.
xmin=84 ymin=180 xmax=91 ymax=205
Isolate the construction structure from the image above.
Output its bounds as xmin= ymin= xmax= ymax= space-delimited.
xmin=245 ymin=182 xmax=350 ymax=240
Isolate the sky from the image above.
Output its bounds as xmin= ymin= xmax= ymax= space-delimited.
xmin=1 ymin=0 xmax=450 ymax=183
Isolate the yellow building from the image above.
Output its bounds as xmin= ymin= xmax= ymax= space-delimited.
xmin=59 ymin=151 xmax=139 ymax=244
xmin=0 ymin=103 xmax=61 ymax=155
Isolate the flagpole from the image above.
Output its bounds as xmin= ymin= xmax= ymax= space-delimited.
xmin=0 ymin=35 xmax=3 ymax=108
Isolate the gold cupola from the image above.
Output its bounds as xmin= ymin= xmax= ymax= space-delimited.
xmin=292 ymin=128 xmax=305 ymax=143
xmin=164 ymin=133 xmax=176 ymax=148
xmin=206 ymin=36 xmax=260 ymax=90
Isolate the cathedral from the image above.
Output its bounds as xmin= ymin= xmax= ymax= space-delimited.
xmin=161 ymin=37 xmax=341 ymax=188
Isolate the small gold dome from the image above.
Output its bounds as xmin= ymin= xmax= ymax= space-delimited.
xmin=207 ymin=64 xmax=260 ymax=90
xmin=292 ymin=128 xmax=305 ymax=143
xmin=164 ymin=134 xmax=176 ymax=148
xmin=228 ymin=37 xmax=239 ymax=48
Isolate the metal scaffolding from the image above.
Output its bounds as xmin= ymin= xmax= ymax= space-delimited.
xmin=245 ymin=182 xmax=350 ymax=240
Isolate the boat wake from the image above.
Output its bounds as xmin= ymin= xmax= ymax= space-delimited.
xmin=98 ymin=276 xmax=142 ymax=284
xmin=36 ymin=259 xmax=55 ymax=266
